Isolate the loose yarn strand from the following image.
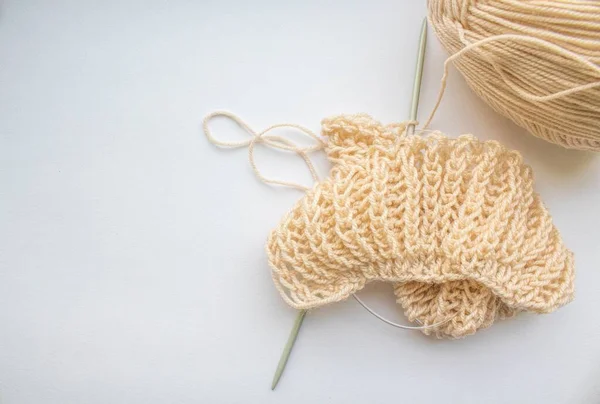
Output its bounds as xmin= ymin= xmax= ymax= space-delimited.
xmin=203 ymin=111 xmax=325 ymax=191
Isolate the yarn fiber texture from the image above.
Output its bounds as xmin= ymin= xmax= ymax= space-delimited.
xmin=267 ymin=114 xmax=575 ymax=338
xmin=427 ymin=0 xmax=600 ymax=151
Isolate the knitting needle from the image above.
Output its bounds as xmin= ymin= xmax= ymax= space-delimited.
xmin=271 ymin=309 xmax=306 ymax=390
xmin=270 ymin=17 xmax=428 ymax=391
xmin=407 ymin=18 xmax=428 ymax=136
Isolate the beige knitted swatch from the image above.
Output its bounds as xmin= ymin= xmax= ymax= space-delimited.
xmin=267 ymin=114 xmax=575 ymax=338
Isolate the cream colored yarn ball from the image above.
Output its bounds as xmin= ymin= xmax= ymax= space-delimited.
xmin=267 ymin=114 xmax=575 ymax=338
xmin=428 ymin=0 xmax=600 ymax=151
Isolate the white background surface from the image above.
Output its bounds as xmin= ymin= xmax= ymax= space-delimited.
xmin=1 ymin=1 xmax=600 ymax=403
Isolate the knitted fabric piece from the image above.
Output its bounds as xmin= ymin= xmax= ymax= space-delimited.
xmin=266 ymin=114 xmax=575 ymax=338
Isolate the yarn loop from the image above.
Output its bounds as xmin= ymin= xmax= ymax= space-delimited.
xmin=203 ymin=111 xmax=325 ymax=191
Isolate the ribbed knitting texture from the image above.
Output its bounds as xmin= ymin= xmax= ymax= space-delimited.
xmin=267 ymin=114 xmax=575 ymax=338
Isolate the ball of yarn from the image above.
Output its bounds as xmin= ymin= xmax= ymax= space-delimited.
xmin=427 ymin=0 xmax=600 ymax=151
xmin=267 ymin=114 xmax=575 ymax=338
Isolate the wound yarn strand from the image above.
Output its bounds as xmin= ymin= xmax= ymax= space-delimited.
xmin=422 ymin=33 xmax=600 ymax=130
xmin=427 ymin=0 xmax=600 ymax=150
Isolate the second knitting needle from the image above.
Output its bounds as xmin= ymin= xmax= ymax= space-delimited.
xmin=407 ymin=18 xmax=427 ymax=136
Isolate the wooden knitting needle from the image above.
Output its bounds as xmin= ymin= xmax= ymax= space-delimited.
xmin=271 ymin=309 xmax=307 ymax=390
xmin=407 ymin=18 xmax=428 ymax=136
xmin=270 ymin=17 xmax=428 ymax=391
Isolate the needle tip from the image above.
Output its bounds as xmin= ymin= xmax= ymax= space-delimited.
xmin=270 ymin=310 xmax=307 ymax=391
xmin=408 ymin=16 xmax=429 ymax=123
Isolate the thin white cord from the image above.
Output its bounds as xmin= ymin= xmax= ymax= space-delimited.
xmin=352 ymin=294 xmax=452 ymax=331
